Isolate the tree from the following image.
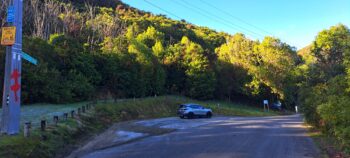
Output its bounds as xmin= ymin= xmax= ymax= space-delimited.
xmin=299 ymin=24 xmax=350 ymax=150
xmin=311 ymin=24 xmax=350 ymax=81
xmin=215 ymin=33 xmax=256 ymax=100
xmin=216 ymin=34 xmax=298 ymax=106
xmin=165 ymin=36 xmax=216 ymax=99
xmin=48 ymin=34 xmax=99 ymax=101
xmin=254 ymin=37 xmax=298 ymax=104
xmin=85 ymin=7 xmax=124 ymax=51
xmin=28 ymin=0 xmax=62 ymax=39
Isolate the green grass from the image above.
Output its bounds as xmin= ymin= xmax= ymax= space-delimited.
xmin=0 ymin=102 xmax=87 ymax=127
xmin=0 ymin=95 xmax=280 ymax=158
xmin=0 ymin=99 xmax=120 ymax=127
xmin=195 ymin=99 xmax=279 ymax=117
xmin=0 ymin=118 xmax=82 ymax=158
xmin=0 ymin=96 xmax=277 ymax=127
xmin=93 ymin=96 xmax=280 ymax=124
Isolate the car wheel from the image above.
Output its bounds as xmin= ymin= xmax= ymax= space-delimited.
xmin=206 ymin=112 xmax=212 ymax=118
xmin=187 ymin=112 xmax=194 ymax=119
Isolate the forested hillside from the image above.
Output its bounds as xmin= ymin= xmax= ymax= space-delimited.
xmin=0 ymin=0 xmax=350 ymax=154
xmin=0 ymin=0 xmax=299 ymax=106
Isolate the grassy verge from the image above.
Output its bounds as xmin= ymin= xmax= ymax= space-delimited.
xmin=0 ymin=99 xmax=118 ymax=127
xmin=198 ymin=100 xmax=280 ymax=116
xmin=0 ymin=95 xmax=280 ymax=158
xmin=308 ymin=127 xmax=350 ymax=158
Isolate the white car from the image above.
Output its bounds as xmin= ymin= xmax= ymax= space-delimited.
xmin=177 ymin=103 xmax=213 ymax=119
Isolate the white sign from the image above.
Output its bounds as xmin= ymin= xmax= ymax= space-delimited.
xmin=263 ymin=100 xmax=268 ymax=105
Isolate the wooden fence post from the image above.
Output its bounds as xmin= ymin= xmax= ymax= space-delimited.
xmin=41 ymin=120 xmax=46 ymax=131
xmin=63 ymin=113 xmax=68 ymax=120
xmin=24 ymin=122 xmax=31 ymax=137
xmin=53 ymin=116 xmax=59 ymax=126
xmin=71 ymin=110 xmax=75 ymax=118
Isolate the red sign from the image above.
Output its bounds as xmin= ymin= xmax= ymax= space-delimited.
xmin=10 ymin=69 xmax=20 ymax=102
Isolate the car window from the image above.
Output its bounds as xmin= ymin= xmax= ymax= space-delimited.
xmin=179 ymin=105 xmax=189 ymax=109
xmin=197 ymin=105 xmax=204 ymax=109
xmin=196 ymin=105 xmax=204 ymax=109
xmin=190 ymin=105 xmax=198 ymax=109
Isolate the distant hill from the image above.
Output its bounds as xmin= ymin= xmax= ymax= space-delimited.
xmin=298 ymin=45 xmax=315 ymax=64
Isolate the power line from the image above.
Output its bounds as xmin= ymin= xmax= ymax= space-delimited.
xmin=174 ymin=0 xmax=265 ymax=39
xmin=199 ymin=0 xmax=273 ymax=36
xmin=143 ymin=0 xmax=273 ymax=41
xmin=143 ymin=0 xmax=183 ymax=20
xmin=143 ymin=0 xmax=262 ymax=39
xmin=170 ymin=0 xmax=260 ymax=39
xmin=179 ymin=0 xmax=265 ymax=38
xmin=198 ymin=0 xmax=295 ymax=45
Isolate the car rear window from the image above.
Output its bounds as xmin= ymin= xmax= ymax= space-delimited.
xmin=179 ymin=104 xmax=186 ymax=108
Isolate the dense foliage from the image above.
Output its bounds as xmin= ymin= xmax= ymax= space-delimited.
xmin=298 ymin=24 xmax=350 ymax=152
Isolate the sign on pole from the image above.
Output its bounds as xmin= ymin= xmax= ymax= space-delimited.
xmin=263 ymin=100 xmax=269 ymax=112
xmin=263 ymin=100 xmax=268 ymax=105
xmin=7 ymin=6 xmax=15 ymax=23
xmin=21 ymin=52 xmax=38 ymax=65
xmin=1 ymin=27 xmax=16 ymax=46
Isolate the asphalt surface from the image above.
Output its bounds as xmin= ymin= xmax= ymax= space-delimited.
xmin=80 ymin=115 xmax=319 ymax=158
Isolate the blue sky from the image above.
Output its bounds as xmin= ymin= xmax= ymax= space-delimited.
xmin=121 ymin=0 xmax=350 ymax=49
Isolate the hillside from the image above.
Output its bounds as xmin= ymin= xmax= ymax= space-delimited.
xmin=0 ymin=0 xmax=298 ymax=108
xmin=298 ymin=45 xmax=315 ymax=64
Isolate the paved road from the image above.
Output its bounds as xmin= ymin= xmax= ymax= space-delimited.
xmin=81 ymin=115 xmax=319 ymax=158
